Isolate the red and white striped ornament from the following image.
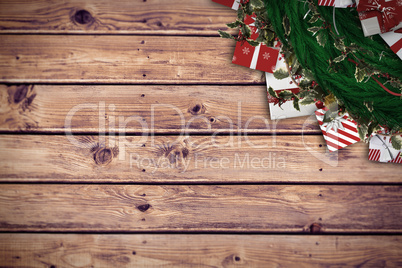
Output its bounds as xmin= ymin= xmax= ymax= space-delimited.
xmin=318 ymin=0 xmax=356 ymax=7
xmin=315 ymin=109 xmax=361 ymax=152
xmin=368 ymin=134 xmax=402 ymax=163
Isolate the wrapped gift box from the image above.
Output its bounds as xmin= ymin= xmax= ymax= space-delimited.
xmin=357 ymin=0 xmax=402 ymax=36
xmin=315 ymin=109 xmax=361 ymax=152
xmin=369 ymin=134 xmax=402 ymax=163
xmin=232 ymin=14 xmax=280 ymax=73
xmin=233 ymin=42 xmax=279 ymax=73
xmin=212 ymin=0 xmax=240 ymax=10
xmin=380 ymin=29 xmax=402 ymax=59
xmin=266 ymin=56 xmax=318 ymax=120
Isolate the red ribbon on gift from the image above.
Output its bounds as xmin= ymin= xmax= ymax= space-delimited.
xmin=390 ymin=28 xmax=402 ymax=54
xmin=357 ymin=0 xmax=402 ymax=34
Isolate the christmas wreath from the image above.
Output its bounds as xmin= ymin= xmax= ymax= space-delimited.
xmin=217 ymin=0 xmax=402 ymax=160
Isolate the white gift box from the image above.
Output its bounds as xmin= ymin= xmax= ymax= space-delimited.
xmin=265 ymin=55 xmax=317 ymax=120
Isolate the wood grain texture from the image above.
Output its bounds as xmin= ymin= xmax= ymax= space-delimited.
xmin=0 ymin=35 xmax=264 ymax=84
xmin=0 ymin=184 xmax=401 ymax=232
xmin=0 ymin=234 xmax=401 ymax=267
xmin=0 ymin=0 xmax=237 ymax=35
xmin=0 ymin=84 xmax=320 ymax=134
xmin=0 ymin=135 xmax=401 ymax=183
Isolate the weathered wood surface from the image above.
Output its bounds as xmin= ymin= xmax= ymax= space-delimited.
xmin=0 ymin=84 xmax=320 ymax=134
xmin=0 ymin=0 xmax=400 ymax=266
xmin=0 ymin=35 xmax=263 ymax=84
xmin=0 ymin=234 xmax=401 ymax=268
xmin=1 ymin=135 xmax=400 ymax=183
xmin=0 ymin=0 xmax=237 ymax=35
xmin=0 ymin=184 xmax=400 ymax=232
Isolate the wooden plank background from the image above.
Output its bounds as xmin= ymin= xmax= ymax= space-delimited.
xmin=1 ymin=234 xmax=401 ymax=267
xmin=0 ymin=0 xmax=401 ymax=266
xmin=0 ymin=35 xmax=264 ymax=84
xmin=0 ymin=184 xmax=401 ymax=232
xmin=0 ymin=0 xmax=237 ymax=35
xmin=0 ymin=135 xmax=401 ymax=183
xmin=0 ymin=84 xmax=319 ymax=134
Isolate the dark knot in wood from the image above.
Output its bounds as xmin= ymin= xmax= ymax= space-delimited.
xmin=94 ymin=148 xmax=113 ymax=166
xmin=188 ymin=102 xmax=205 ymax=115
xmin=73 ymin=10 xmax=93 ymax=25
xmin=91 ymin=144 xmax=118 ymax=166
xmin=137 ymin=204 xmax=151 ymax=212
xmin=14 ymin=85 xmax=28 ymax=104
xmin=310 ymin=223 xmax=322 ymax=233
xmin=181 ymin=148 xmax=189 ymax=159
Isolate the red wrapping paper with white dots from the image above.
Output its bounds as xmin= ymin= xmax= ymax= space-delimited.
xmin=231 ymin=14 xmax=279 ymax=73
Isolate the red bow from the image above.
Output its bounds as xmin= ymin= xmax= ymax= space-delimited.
xmin=357 ymin=0 xmax=402 ymax=33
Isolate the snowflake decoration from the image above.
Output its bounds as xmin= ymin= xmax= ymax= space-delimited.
xmin=359 ymin=12 xmax=367 ymax=19
xmin=249 ymin=16 xmax=259 ymax=34
xmin=242 ymin=47 xmax=250 ymax=55
xmin=263 ymin=52 xmax=270 ymax=60
xmin=232 ymin=55 xmax=237 ymax=62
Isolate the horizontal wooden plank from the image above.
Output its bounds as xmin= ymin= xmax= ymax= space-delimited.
xmin=0 ymin=234 xmax=401 ymax=267
xmin=0 ymin=184 xmax=401 ymax=232
xmin=0 ymin=135 xmax=400 ymax=183
xmin=0 ymin=35 xmax=263 ymax=84
xmin=0 ymin=0 xmax=237 ymax=35
xmin=0 ymin=84 xmax=320 ymax=134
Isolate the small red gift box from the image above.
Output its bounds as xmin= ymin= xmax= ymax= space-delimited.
xmin=357 ymin=0 xmax=402 ymax=36
xmin=232 ymin=42 xmax=280 ymax=73
xmin=232 ymin=14 xmax=279 ymax=73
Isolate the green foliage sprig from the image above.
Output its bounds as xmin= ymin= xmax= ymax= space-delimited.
xmin=218 ymin=0 xmax=277 ymax=47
